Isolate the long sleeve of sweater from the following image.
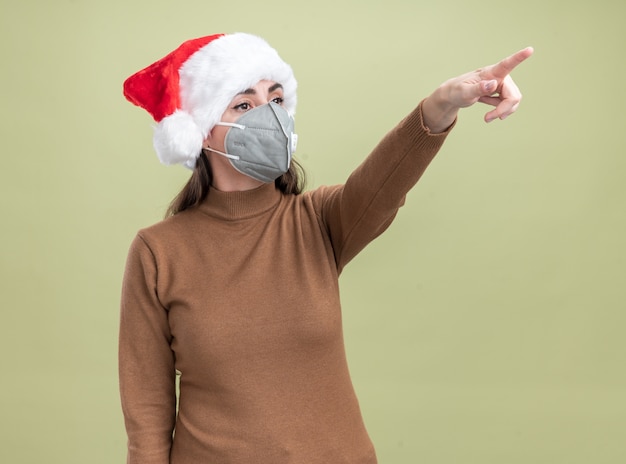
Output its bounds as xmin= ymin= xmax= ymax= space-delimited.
xmin=119 ymin=235 xmax=177 ymax=463
xmin=314 ymin=100 xmax=454 ymax=273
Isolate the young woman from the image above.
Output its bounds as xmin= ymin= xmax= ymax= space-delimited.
xmin=120 ymin=32 xmax=532 ymax=463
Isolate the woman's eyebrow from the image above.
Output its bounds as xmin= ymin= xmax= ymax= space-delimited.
xmin=268 ymin=83 xmax=283 ymax=93
xmin=236 ymin=83 xmax=283 ymax=97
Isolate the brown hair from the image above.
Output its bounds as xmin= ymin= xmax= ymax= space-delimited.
xmin=165 ymin=153 xmax=306 ymax=218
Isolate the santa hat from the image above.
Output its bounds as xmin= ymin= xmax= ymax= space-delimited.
xmin=123 ymin=33 xmax=297 ymax=169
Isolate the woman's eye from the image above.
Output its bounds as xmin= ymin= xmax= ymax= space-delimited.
xmin=272 ymin=97 xmax=284 ymax=105
xmin=234 ymin=102 xmax=251 ymax=111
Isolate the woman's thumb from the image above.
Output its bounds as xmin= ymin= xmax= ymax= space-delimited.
xmin=481 ymin=79 xmax=498 ymax=95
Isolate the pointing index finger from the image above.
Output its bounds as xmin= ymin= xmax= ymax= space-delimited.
xmin=488 ymin=46 xmax=534 ymax=79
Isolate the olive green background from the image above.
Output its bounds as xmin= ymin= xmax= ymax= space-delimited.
xmin=1 ymin=0 xmax=624 ymax=462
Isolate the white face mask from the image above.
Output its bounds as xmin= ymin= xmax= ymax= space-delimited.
xmin=205 ymin=102 xmax=298 ymax=183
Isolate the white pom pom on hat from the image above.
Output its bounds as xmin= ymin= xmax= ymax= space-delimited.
xmin=123 ymin=33 xmax=297 ymax=169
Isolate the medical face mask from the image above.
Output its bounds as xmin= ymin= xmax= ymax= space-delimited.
xmin=206 ymin=102 xmax=298 ymax=183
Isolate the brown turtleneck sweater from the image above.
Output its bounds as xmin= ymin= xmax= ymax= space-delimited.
xmin=119 ymin=101 xmax=453 ymax=463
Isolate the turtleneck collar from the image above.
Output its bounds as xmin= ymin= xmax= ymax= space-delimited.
xmin=197 ymin=182 xmax=282 ymax=221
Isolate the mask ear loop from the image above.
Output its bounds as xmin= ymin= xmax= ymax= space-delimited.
xmin=202 ymin=121 xmax=246 ymax=160
xmin=202 ymin=147 xmax=240 ymax=160
xmin=215 ymin=121 xmax=246 ymax=130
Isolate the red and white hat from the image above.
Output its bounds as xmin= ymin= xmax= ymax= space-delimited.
xmin=123 ymin=33 xmax=297 ymax=169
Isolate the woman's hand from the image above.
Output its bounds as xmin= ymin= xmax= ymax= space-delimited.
xmin=422 ymin=47 xmax=534 ymax=133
